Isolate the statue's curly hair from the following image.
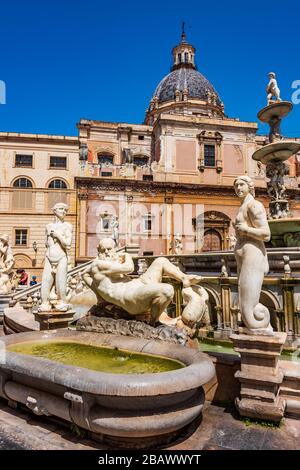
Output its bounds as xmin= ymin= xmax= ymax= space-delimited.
xmin=233 ymin=175 xmax=255 ymax=196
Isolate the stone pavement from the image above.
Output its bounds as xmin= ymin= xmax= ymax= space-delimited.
xmin=0 ymin=397 xmax=299 ymax=450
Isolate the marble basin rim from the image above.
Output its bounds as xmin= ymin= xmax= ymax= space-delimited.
xmin=0 ymin=329 xmax=215 ymax=396
xmin=257 ymin=101 xmax=293 ymax=122
xmin=0 ymin=329 xmax=215 ymax=446
xmin=252 ymin=141 xmax=300 ymax=164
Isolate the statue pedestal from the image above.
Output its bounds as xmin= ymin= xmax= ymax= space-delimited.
xmin=34 ymin=309 xmax=75 ymax=330
xmin=231 ymin=332 xmax=287 ymax=422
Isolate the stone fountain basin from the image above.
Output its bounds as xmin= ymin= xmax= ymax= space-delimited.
xmin=0 ymin=329 xmax=215 ymax=447
xmin=268 ymin=218 xmax=300 ymax=247
xmin=252 ymin=141 xmax=300 ymax=164
xmin=258 ymin=101 xmax=293 ymax=122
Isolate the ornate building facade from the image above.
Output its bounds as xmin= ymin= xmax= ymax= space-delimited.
xmin=75 ymin=32 xmax=300 ymax=261
xmin=0 ymin=132 xmax=79 ymax=279
xmin=1 ymin=31 xmax=300 ymax=278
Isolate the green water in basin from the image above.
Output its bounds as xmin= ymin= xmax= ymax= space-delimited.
xmin=198 ymin=339 xmax=300 ymax=362
xmin=8 ymin=341 xmax=185 ymax=374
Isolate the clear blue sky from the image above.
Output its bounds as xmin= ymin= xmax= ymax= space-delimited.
xmin=0 ymin=0 xmax=299 ymax=137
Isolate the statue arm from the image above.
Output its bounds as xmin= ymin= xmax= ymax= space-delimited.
xmin=52 ymin=224 xmax=73 ymax=250
xmin=245 ymin=202 xmax=271 ymax=242
xmin=96 ymin=254 xmax=134 ymax=275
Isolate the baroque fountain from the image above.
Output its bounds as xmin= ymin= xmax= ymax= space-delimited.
xmin=252 ymin=72 xmax=300 ymax=246
xmin=1 ymin=74 xmax=300 ymax=447
xmin=0 ymin=203 xmax=216 ymax=448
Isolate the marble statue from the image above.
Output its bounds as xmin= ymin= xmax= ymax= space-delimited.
xmin=82 ymin=237 xmax=202 ymax=326
xmin=156 ymin=284 xmax=210 ymax=334
xmin=123 ymin=148 xmax=133 ymax=164
xmin=0 ymin=235 xmax=14 ymax=295
xmin=174 ymin=233 xmax=183 ymax=254
xmin=266 ymin=72 xmax=281 ymax=103
xmin=180 ymin=285 xmax=210 ymax=328
xmin=233 ymin=176 xmax=273 ymax=335
xmin=79 ymin=143 xmax=88 ymax=161
xmin=228 ymin=233 xmax=237 ymax=250
xmin=40 ymin=203 xmax=73 ymax=312
xmin=109 ymin=215 xmax=119 ymax=247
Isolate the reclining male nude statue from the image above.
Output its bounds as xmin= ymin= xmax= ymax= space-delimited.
xmin=82 ymin=237 xmax=203 ymax=326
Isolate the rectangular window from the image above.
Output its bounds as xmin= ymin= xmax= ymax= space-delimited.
xmin=101 ymin=172 xmax=112 ymax=177
xmin=49 ymin=156 xmax=67 ymax=168
xmin=15 ymin=229 xmax=28 ymax=246
xmin=143 ymin=214 xmax=153 ymax=232
xmin=138 ymin=135 xmax=144 ymax=141
xmin=15 ymin=154 xmax=33 ymax=167
xmin=143 ymin=174 xmax=153 ymax=181
xmin=204 ymin=145 xmax=216 ymax=167
xmin=143 ymin=251 xmax=153 ymax=256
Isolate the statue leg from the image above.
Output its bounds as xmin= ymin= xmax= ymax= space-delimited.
xmin=141 ymin=257 xmax=201 ymax=286
xmin=40 ymin=258 xmax=55 ymax=310
xmin=149 ymin=283 xmax=175 ymax=325
xmin=55 ymin=256 xmax=69 ymax=308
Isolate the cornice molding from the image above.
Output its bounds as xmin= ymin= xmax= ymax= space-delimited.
xmin=75 ymin=177 xmax=286 ymax=198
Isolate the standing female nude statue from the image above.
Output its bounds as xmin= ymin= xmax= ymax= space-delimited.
xmin=40 ymin=203 xmax=73 ymax=312
xmin=233 ymin=176 xmax=273 ymax=334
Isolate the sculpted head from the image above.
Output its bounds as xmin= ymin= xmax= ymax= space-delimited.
xmin=268 ymin=72 xmax=276 ymax=79
xmin=97 ymin=237 xmax=116 ymax=259
xmin=0 ymin=234 xmax=9 ymax=246
xmin=52 ymin=202 xmax=68 ymax=220
xmin=234 ymin=175 xmax=255 ymax=198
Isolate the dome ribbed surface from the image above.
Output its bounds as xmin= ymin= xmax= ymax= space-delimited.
xmin=153 ymin=67 xmax=221 ymax=104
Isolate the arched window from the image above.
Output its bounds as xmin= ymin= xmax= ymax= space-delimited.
xmin=13 ymin=177 xmax=33 ymax=188
xmin=11 ymin=178 xmax=33 ymax=210
xmin=47 ymin=179 xmax=68 ymax=210
xmin=178 ymin=53 xmax=182 ymax=63
xmin=48 ymin=179 xmax=67 ymax=189
xmin=98 ymin=154 xmax=114 ymax=166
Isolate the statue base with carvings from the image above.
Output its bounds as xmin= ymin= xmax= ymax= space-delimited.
xmin=230 ymin=331 xmax=287 ymax=422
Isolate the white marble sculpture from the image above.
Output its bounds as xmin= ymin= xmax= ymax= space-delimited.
xmin=266 ymin=72 xmax=281 ymax=103
xmin=110 ymin=215 xmax=119 ymax=247
xmin=0 ymin=235 xmax=14 ymax=295
xmin=180 ymin=285 xmax=210 ymax=328
xmin=233 ymin=176 xmax=273 ymax=335
xmin=82 ymin=237 xmax=202 ymax=326
xmin=228 ymin=233 xmax=237 ymax=250
xmin=174 ymin=233 xmax=183 ymax=254
xmin=40 ymin=203 xmax=73 ymax=312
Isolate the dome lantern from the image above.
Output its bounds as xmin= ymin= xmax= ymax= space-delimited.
xmin=172 ymin=25 xmax=196 ymax=71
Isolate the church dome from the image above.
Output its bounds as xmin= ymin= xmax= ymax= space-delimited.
xmin=145 ymin=29 xmax=224 ymax=124
xmin=152 ymin=67 xmax=221 ymax=105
